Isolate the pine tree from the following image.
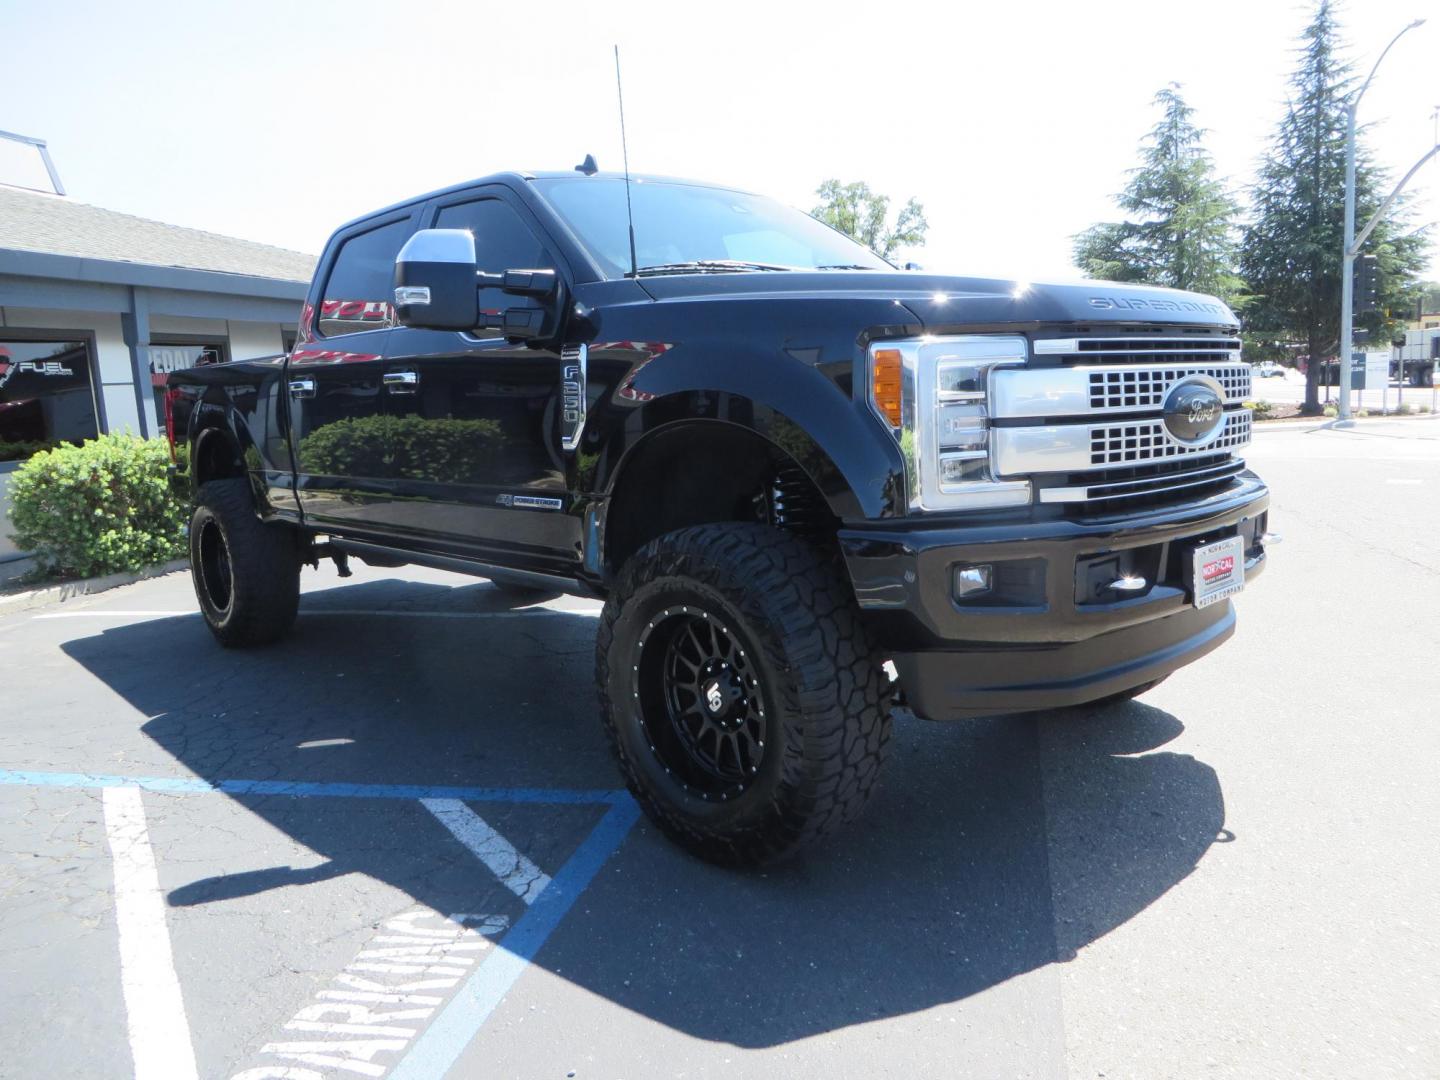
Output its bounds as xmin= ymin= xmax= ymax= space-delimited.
xmin=1240 ymin=0 xmax=1429 ymax=414
xmin=1073 ymin=86 xmax=1242 ymax=303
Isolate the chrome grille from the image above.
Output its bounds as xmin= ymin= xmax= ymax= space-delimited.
xmin=1089 ymin=410 xmax=1251 ymax=466
xmin=1038 ymin=456 xmax=1246 ymax=506
xmin=1036 ymin=334 xmax=1242 ymax=365
xmin=1087 ymin=365 xmax=1250 ymax=409
xmin=991 ymin=360 xmax=1249 ymax=419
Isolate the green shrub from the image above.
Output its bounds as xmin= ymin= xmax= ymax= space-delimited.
xmin=298 ymin=414 xmax=502 ymax=484
xmin=6 ymin=434 xmax=188 ymax=577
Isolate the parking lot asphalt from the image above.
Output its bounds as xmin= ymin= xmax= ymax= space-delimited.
xmin=2 ymin=418 xmax=1437 ymax=1079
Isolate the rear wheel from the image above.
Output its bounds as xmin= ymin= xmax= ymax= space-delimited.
xmin=597 ymin=523 xmax=891 ymax=865
xmin=190 ymin=478 xmax=300 ymax=647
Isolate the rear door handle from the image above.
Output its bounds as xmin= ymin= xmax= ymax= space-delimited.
xmin=384 ymin=370 xmax=419 ymax=394
xmin=288 ymin=377 xmax=315 ymax=398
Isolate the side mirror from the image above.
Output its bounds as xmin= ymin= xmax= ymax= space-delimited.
xmin=394 ymin=230 xmax=564 ymax=341
xmin=394 ymin=229 xmax=479 ymax=331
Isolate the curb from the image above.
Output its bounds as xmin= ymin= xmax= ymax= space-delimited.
xmin=0 ymin=559 xmax=189 ymax=617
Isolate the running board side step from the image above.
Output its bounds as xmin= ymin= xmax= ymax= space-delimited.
xmin=329 ymin=538 xmax=600 ymax=599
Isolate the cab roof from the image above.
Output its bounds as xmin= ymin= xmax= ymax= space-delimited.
xmin=331 ymin=171 xmax=754 ymax=237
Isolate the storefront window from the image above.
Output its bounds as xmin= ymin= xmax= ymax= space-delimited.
xmin=0 ymin=337 xmax=99 ymax=461
xmin=149 ymin=340 xmax=227 ymax=432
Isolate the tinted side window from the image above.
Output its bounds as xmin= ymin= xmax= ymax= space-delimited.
xmin=434 ymin=199 xmax=553 ymax=274
xmin=319 ymin=218 xmax=412 ymax=338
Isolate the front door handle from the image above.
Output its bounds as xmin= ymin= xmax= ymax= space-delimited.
xmin=384 ymin=370 xmax=419 ymax=394
xmin=288 ymin=377 xmax=315 ymax=398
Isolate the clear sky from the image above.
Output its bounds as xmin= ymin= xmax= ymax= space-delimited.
xmin=4 ymin=0 xmax=1438 ymax=283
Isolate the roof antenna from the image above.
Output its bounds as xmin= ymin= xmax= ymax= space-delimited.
xmin=614 ymin=45 xmax=639 ymax=278
xmin=575 ymin=154 xmax=597 ymax=175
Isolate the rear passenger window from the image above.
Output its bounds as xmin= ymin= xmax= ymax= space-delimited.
xmin=434 ymin=199 xmax=553 ymax=274
xmin=318 ymin=218 xmax=412 ymax=338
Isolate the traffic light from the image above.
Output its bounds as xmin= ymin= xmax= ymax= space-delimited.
xmin=1354 ymin=254 xmax=1380 ymax=314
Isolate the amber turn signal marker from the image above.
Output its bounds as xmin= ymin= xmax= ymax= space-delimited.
xmin=872 ymin=348 xmax=903 ymax=427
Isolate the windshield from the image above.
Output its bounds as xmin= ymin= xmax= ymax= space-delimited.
xmin=532 ymin=177 xmax=892 ymax=278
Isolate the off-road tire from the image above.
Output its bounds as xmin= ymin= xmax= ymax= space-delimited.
xmin=597 ymin=523 xmax=891 ymax=866
xmin=190 ymin=478 xmax=300 ymax=648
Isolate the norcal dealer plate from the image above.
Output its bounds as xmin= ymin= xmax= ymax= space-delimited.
xmin=1190 ymin=535 xmax=1246 ymax=609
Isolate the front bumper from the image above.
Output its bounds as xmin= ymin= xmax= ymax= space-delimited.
xmin=840 ymin=474 xmax=1269 ymax=719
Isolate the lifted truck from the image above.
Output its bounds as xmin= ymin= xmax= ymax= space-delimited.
xmin=168 ymin=169 xmax=1271 ymax=864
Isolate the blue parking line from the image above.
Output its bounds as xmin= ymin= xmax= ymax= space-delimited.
xmin=0 ymin=768 xmax=625 ymax=805
xmin=390 ymin=798 xmax=642 ymax=1080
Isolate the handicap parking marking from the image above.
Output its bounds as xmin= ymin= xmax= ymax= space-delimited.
xmin=1 ymin=768 xmax=640 ymax=1079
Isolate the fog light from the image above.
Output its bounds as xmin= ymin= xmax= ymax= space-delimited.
xmin=953 ymin=563 xmax=993 ymax=600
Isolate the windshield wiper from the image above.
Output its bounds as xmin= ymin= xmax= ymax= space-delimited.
xmin=631 ymin=260 xmax=797 ymax=277
xmin=814 ymin=264 xmax=882 ymax=271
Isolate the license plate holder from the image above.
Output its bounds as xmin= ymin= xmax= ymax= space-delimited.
xmin=1188 ymin=535 xmax=1245 ymax=609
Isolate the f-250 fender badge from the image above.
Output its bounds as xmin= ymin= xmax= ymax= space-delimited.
xmin=496 ymin=494 xmax=564 ymax=511
xmin=560 ymin=343 xmax=588 ymax=451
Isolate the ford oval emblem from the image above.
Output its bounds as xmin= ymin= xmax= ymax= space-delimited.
xmin=1163 ymin=379 xmax=1225 ymax=444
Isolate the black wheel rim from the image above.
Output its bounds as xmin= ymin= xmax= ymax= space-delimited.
xmin=197 ymin=519 xmax=233 ymax=614
xmin=634 ymin=605 xmax=768 ymax=801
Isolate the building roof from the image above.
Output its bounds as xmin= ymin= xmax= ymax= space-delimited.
xmin=0 ymin=184 xmax=316 ymax=283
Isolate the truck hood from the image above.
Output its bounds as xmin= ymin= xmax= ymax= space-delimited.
xmin=636 ymin=271 xmax=1239 ymax=330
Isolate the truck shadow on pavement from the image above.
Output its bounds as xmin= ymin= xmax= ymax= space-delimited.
xmin=60 ymin=578 xmax=1225 ymax=1049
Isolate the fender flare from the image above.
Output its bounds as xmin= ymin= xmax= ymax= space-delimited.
xmin=589 ymin=343 xmax=905 ymax=523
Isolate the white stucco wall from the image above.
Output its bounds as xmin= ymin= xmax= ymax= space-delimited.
xmin=227 ymin=321 xmax=286 ymax=361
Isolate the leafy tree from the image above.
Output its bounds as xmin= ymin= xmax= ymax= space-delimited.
xmin=1240 ymin=0 xmax=1429 ymax=413
xmin=812 ymin=180 xmax=927 ymax=260
xmin=1073 ymin=85 xmax=1243 ymax=304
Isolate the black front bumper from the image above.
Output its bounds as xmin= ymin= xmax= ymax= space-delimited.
xmin=840 ymin=474 xmax=1270 ymax=719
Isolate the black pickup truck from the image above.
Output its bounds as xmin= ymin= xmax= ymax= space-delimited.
xmin=167 ymin=169 xmax=1270 ymax=864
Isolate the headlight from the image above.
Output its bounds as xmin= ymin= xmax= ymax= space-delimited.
xmin=868 ymin=335 xmax=1032 ymax=511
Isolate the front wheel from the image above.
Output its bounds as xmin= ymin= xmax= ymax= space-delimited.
xmin=190 ymin=478 xmax=300 ymax=647
xmin=597 ymin=524 xmax=891 ymax=866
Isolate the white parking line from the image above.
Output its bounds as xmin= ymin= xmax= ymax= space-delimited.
xmin=421 ymin=799 xmax=553 ymax=905
xmin=102 ymin=786 xmax=199 ymax=1080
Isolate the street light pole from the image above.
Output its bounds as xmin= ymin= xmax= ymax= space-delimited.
xmin=1338 ymin=17 xmax=1425 ymax=422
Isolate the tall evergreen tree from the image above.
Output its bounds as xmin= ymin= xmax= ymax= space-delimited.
xmin=1073 ymin=86 xmax=1242 ymax=303
xmin=1240 ymin=0 xmax=1428 ymax=413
